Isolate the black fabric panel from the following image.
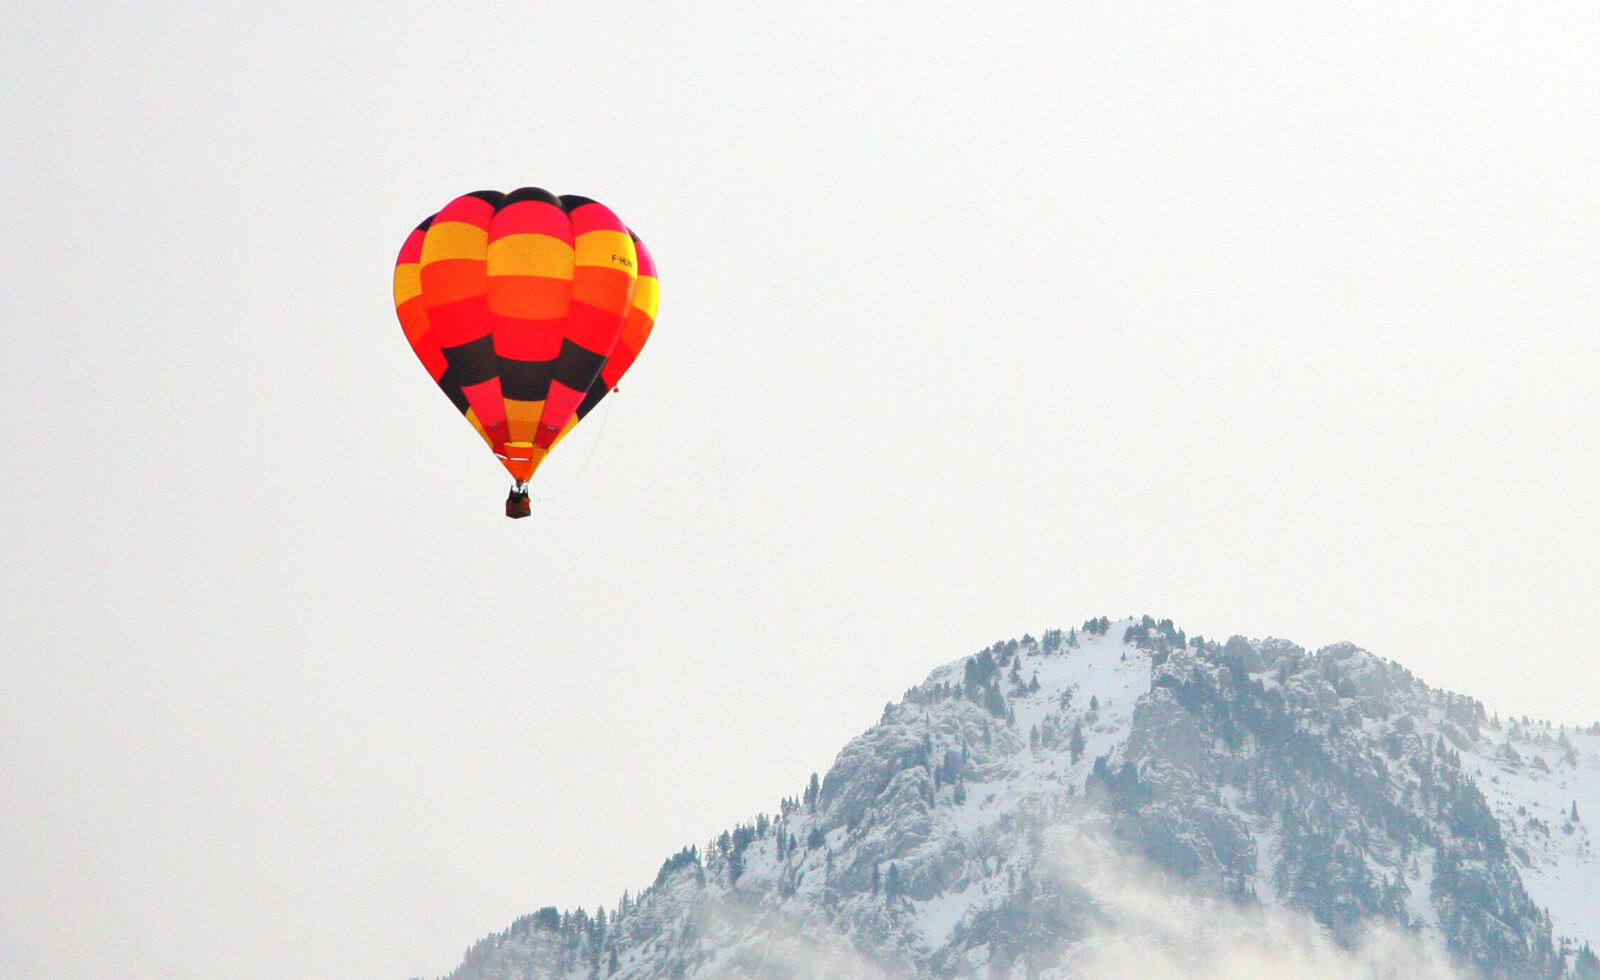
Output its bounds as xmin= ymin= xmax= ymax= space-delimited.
xmin=415 ymin=213 xmax=435 ymax=232
xmin=436 ymin=369 xmax=471 ymax=414
xmin=558 ymin=194 xmax=597 ymax=213
xmin=441 ymin=334 xmax=499 ymax=388
xmin=466 ymin=189 xmax=505 ymax=207
xmin=502 ymin=186 xmax=562 ymax=209
xmin=573 ymin=376 xmax=609 ymax=421
xmin=498 ymin=357 xmax=555 ymax=402
xmin=551 ymin=339 xmax=608 ymax=392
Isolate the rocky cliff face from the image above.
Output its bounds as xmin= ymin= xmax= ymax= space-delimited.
xmin=435 ymin=619 xmax=1600 ymax=980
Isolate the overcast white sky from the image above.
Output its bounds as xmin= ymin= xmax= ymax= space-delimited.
xmin=3 ymin=3 xmax=1597 ymax=979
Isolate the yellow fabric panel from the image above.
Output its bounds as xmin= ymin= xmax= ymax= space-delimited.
xmin=549 ymin=412 xmax=582 ymax=450
xmin=421 ymin=221 xmax=488 ymax=264
xmin=463 ymin=408 xmax=493 ymax=448
xmin=487 ymin=234 xmax=575 ymax=279
xmin=502 ymin=399 xmax=546 ymax=445
xmin=631 ymin=275 xmax=660 ymax=319
xmin=393 ymin=263 xmax=422 ymax=306
xmin=574 ymin=229 xmax=638 ymax=273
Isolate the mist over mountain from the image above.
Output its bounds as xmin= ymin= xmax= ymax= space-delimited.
xmin=426 ymin=618 xmax=1600 ymax=980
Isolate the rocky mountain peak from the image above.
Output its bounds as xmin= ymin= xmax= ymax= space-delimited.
xmin=436 ymin=618 xmax=1600 ymax=980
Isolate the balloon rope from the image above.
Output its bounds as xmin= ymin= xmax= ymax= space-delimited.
xmin=532 ymin=395 xmax=617 ymax=502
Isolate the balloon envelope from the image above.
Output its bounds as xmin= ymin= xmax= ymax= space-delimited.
xmin=394 ymin=188 xmax=658 ymax=490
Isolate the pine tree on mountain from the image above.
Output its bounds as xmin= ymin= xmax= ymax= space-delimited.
xmin=1069 ymin=723 xmax=1086 ymax=764
xmin=1091 ymin=755 xmax=1110 ymax=781
xmin=984 ymin=684 xmax=1006 ymax=717
xmin=1576 ymin=943 xmax=1600 ymax=980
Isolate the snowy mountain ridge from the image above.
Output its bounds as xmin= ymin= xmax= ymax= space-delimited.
xmin=432 ymin=618 xmax=1600 ymax=980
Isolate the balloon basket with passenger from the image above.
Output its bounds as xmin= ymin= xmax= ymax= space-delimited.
xmin=506 ymin=481 xmax=531 ymax=519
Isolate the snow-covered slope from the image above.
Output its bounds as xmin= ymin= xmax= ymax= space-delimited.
xmin=433 ymin=619 xmax=1600 ymax=980
xmin=1466 ymin=716 xmax=1599 ymax=948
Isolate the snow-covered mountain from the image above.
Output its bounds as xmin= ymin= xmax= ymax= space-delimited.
xmin=432 ymin=619 xmax=1600 ymax=980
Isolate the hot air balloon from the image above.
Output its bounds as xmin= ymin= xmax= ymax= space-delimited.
xmin=393 ymin=188 xmax=659 ymax=518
